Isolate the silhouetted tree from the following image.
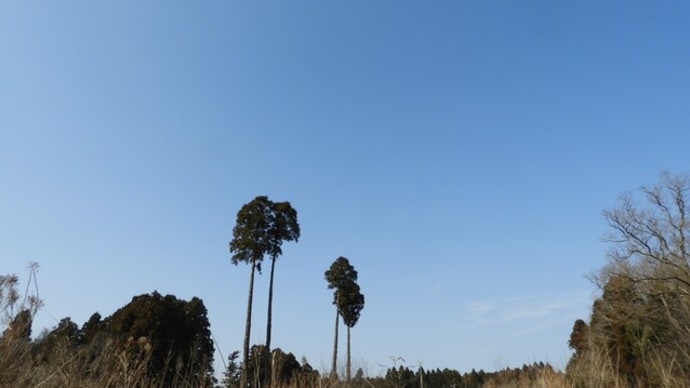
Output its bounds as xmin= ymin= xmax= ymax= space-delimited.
xmin=229 ymin=195 xmax=300 ymax=387
xmin=568 ymin=319 xmax=589 ymax=358
xmin=324 ymin=256 xmax=359 ymax=381
xmin=80 ymin=312 xmax=103 ymax=344
xmin=262 ymin=199 xmax=299 ymax=386
xmin=340 ymin=281 xmax=364 ymax=384
xmin=222 ymin=350 xmax=241 ymax=388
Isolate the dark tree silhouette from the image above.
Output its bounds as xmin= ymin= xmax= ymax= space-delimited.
xmin=230 ymin=195 xmax=299 ymax=388
xmin=568 ymin=319 xmax=588 ymax=358
xmin=106 ymin=292 xmax=214 ymax=386
xmin=324 ymin=256 xmax=359 ymax=381
xmin=263 ymin=199 xmax=299 ymax=384
xmin=222 ymin=351 xmax=241 ymax=388
xmin=340 ymin=281 xmax=364 ymax=384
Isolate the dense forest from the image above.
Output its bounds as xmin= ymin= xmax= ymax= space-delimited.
xmin=3 ymin=172 xmax=690 ymax=387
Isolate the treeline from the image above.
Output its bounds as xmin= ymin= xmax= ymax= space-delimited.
xmin=221 ymin=353 xmax=561 ymax=388
xmin=361 ymin=362 xmax=560 ymax=388
xmin=225 ymin=361 xmax=559 ymax=387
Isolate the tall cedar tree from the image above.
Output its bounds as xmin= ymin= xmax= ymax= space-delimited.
xmin=230 ymin=196 xmax=299 ymax=388
xmin=340 ymin=281 xmax=364 ymax=384
xmin=324 ymin=257 xmax=360 ymax=381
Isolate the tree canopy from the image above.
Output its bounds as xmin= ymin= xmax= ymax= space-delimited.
xmin=339 ymin=281 xmax=364 ymax=329
xmin=325 ymin=256 xmax=358 ymax=296
xmin=229 ymin=195 xmax=300 ymax=271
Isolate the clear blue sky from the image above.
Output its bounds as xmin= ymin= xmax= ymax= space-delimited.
xmin=2 ymin=1 xmax=690 ymax=377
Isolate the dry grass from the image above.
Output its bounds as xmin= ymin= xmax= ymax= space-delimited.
xmin=0 ymin=335 xmax=212 ymax=388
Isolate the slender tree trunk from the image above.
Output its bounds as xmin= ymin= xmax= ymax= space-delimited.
xmin=264 ymin=256 xmax=277 ymax=387
xmin=346 ymin=325 xmax=351 ymax=386
xmin=240 ymin=260 xmax=257 ymax=388
xmin=331 ymin=308 xmax=339 ymax=381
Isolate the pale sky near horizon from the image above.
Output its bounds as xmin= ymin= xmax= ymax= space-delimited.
xmin=2 ymin=1 xmax=690 ymax=378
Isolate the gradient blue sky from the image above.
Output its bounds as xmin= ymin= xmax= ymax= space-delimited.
xmin=2 ymin=1 xmax=690 ymax=377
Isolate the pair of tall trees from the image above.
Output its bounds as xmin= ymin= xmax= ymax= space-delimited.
xmin=229 ymin=196 xmax=300 ymax=388
xmin=325 ymin=256 xmax=365 ymax=384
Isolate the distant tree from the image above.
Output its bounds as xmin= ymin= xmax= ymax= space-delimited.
xmin=568 ymin=319 xmax=589 ymax=358
xmin=222 ymin=350 xmax=241 ymax=388
xmin=230 ymin=196 xmax=271 ymax=388
xmin=340 ymin=281 xmax=364 ymax=384
xmin=324 ymin=256 xmax=359 ymax=381
xmin=354 ymin=367 xmax=365 ymax=386
xmin=465 ymin=368 xmax=485 ymax=388
xmin=32 ymin=316 xmax=83 ymax=365
xmin=269 ymin=347 xmax=301 ymax=384
xmin=297 ymin=356 xmax=321 ymax=386
xmin=80 ymin=312 xmax=103 ymax=343
xmin=262 ymin=199 xmax=299 ymax=386
xmin=229 ymin=195 xmax=300 ymax=388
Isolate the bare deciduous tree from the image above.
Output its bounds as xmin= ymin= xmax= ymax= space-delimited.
xmin=570 ymin=172 xmax=690 ymax=386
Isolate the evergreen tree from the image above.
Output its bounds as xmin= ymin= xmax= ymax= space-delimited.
xmin=340 ymin=281 xmax=364 ymax=384
xmin=222 ymin=351 xmax=241 ymax=388
xmin=324 ymin=256 xmax=361 ymax=382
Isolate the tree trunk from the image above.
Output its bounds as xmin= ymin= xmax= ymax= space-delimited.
xmin=264 ymin=256 xmax=277 ymax=387
xmin=331 ymin=308 xmax=339 ymax=381
xmin=346 ymin=325 xmax=351 ymax=386
xmin=240 ymin=260 xmax=257 ymax=388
